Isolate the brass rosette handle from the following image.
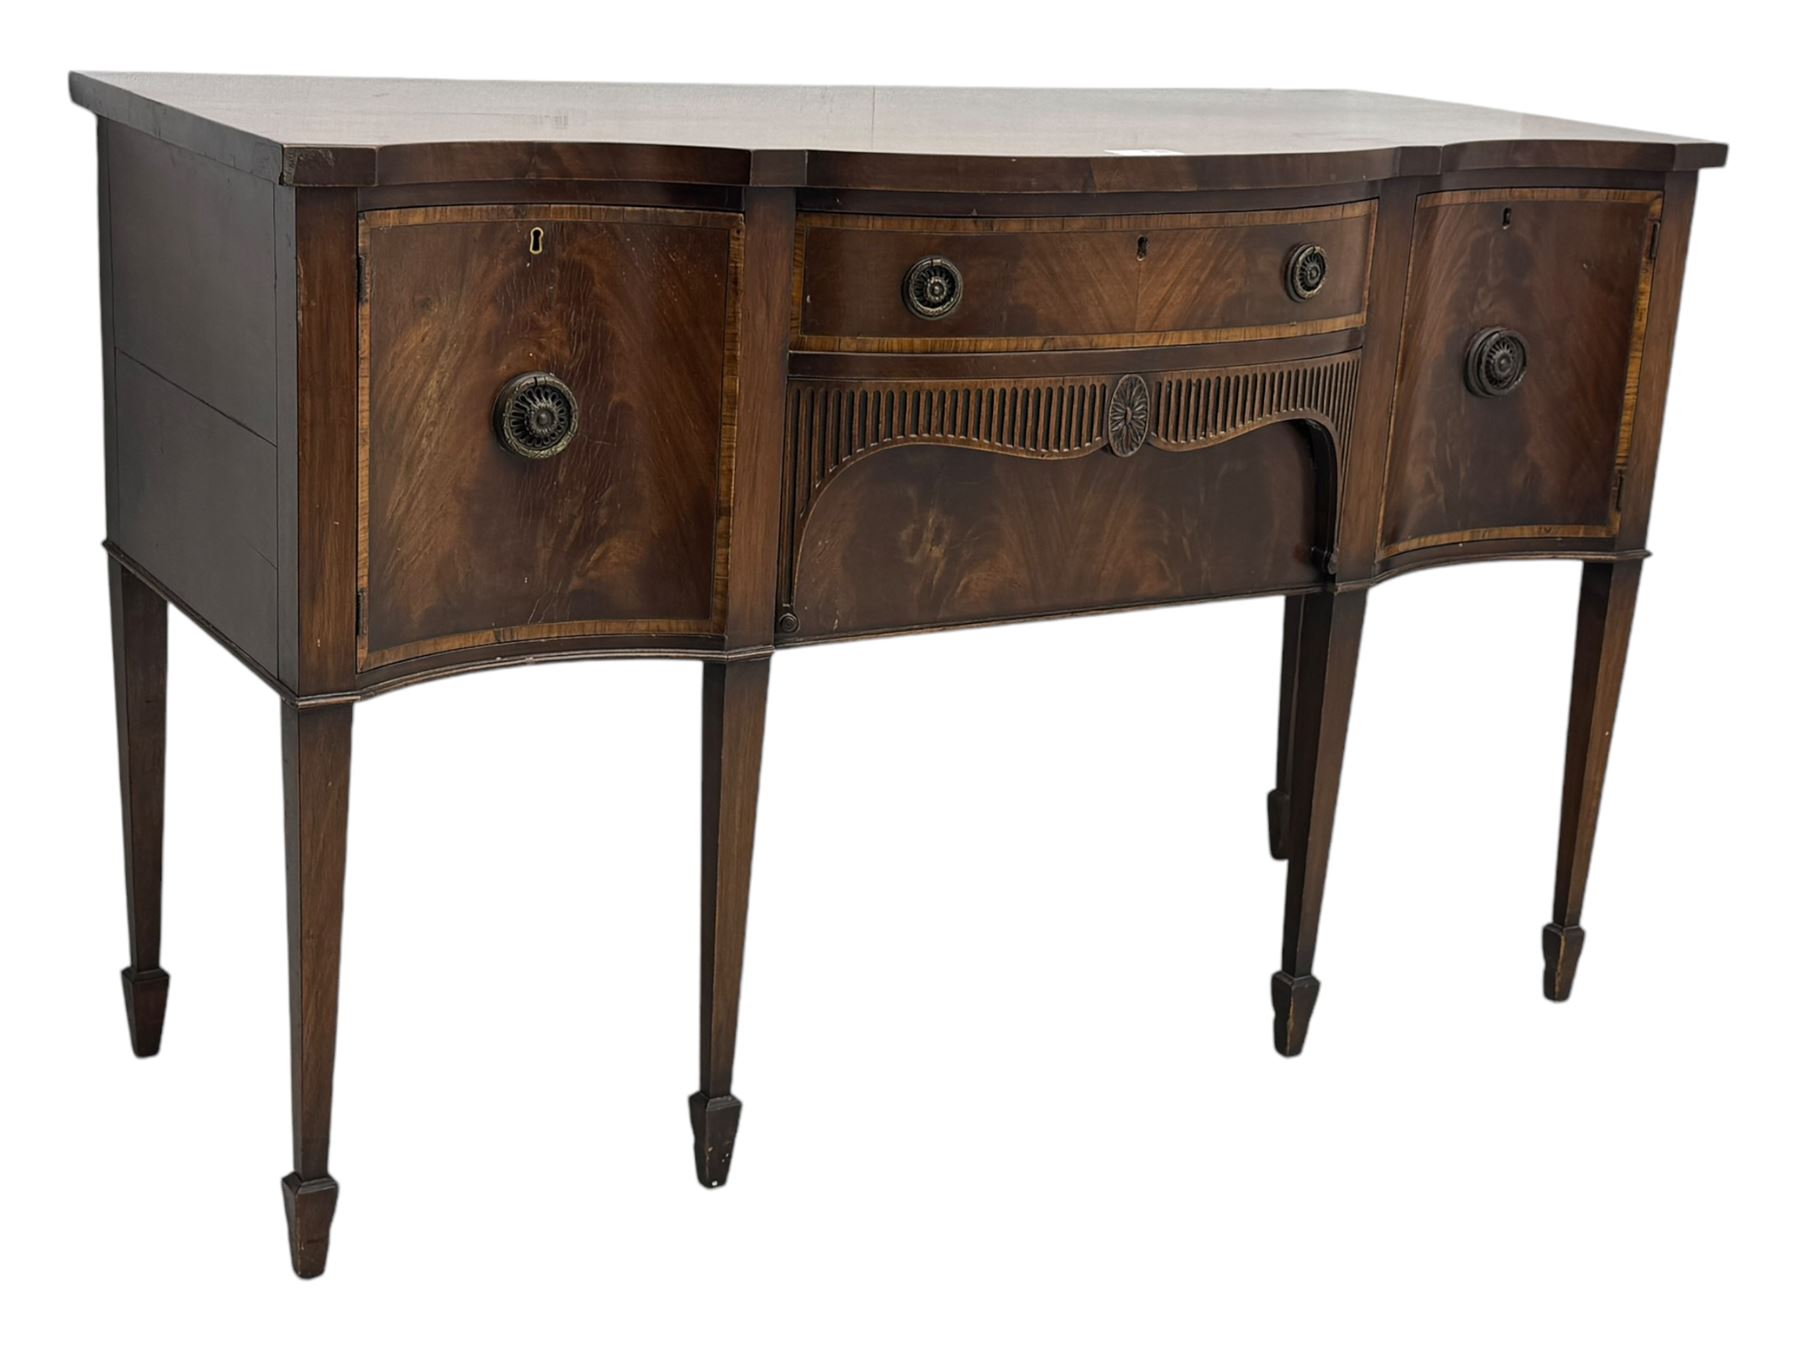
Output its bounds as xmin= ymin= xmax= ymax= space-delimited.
xmin=493 ymin=372 xmax=580 ymax=460
xmin=1464 ymin=327 xmax=1529 ymax=398
xmin=1285 ymin=243 xmax=1328 ymax=301
xmin=902 ymin=255 xmax=964 ymax=320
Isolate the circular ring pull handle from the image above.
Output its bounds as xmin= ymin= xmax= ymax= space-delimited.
xmin=902 ymin=255 xmax=963 ymax=321
xmin=493 ymin=372 xmax=580 ymax=460
xmin=1464 ymin=327 xmax=1529 ymax=398
xmin=1285 ymin=243 xmax=1328 ymax=302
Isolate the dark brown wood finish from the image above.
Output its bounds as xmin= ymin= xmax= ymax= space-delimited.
xmin=280 ymin=702 xmax=353 ymax=1278
xmin=779 ymin=353 xmax=1358 ymax=639
xmin=1272 ymin=588 xmax=1367 ymax=1057
xmin=720 ymin=188 xmax=798 ymax=649
xmin=111 ymin=560 xmax=170 ymax=1057
xmin=293 ymin=190 xmax=362 ymax=696
xmin=73 ymin=75 xmax=1723 ymax=1276
xmin=68 ymin=75 xmax=1727 ymax=191
xmin=693 ymin=657 xmax=771 ymax=1186
xmin=358 ymin=205 xmax=740 ymax=666
xmin=1267 ymin=595 xmax=1305 ymax=861
xmin=1380 ymin=189 xmax=1661 ymax=558
xmin=1545 ymin=560 xmax=1642 ymax=1000
xmin=793 ymin=204 xmax=1375 ymax=352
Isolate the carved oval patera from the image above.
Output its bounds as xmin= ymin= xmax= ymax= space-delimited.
xmin=1107 ymin=373 xmax=1151 ymax=456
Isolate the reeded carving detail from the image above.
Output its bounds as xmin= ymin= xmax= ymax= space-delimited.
xmin=1107 ymin=374 xmax=1151 ymax=457
xmin=778 ymin=352 xmax=1361 ymax=624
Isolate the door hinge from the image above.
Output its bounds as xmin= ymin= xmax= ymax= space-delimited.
xmin=355 ymin=587 xmax=366 ymax=635
xmin=1613 ymin=466 xmax=1628 ymax=511
xmin=356 ymin=253 xmax=366 ymax=303
xmin=1647 ymin=221 xmax=1661 ymax=261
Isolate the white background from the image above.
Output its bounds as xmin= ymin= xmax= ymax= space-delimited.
xmin=4 ymin=4 xmax=1793 ymax=1344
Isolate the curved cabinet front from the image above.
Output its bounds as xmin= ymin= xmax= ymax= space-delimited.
xmin=792 ymin=203 xmax=1377 ymax=354
xmin=1379 ymin=188 xmax=1662 ymax=561
xmin=357 ymin=204 xmax=742 ymax=670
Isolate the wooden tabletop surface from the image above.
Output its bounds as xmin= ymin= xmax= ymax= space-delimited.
xmin=70 ymin=73 xmax=1728 ymax=192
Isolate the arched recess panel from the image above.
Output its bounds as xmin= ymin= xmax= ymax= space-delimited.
xmin=777 ymin=353 xmax=1358 ymax=640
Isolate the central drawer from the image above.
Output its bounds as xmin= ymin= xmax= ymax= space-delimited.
xmin=792 ymin=202 xmax=1376 ymax=353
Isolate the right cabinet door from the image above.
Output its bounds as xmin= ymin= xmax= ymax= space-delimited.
xmin=1379 ymin=188 xmax=1662 ymax=559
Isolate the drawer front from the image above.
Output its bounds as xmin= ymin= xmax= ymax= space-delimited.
xmin=777 ymin=353 xmax=1360 ymax=639
xmin=357 ymin=205 xmax=740 ymax=668
xmin=793 ymin=203 xmax=1376 ymax=353
xmin=1380 ymin=189 xmax=1662 ymax=557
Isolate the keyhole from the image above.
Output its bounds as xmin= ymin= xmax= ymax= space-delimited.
xmin=1137 ymin=235 xmax=1149 ymax=261
xmin=1501 ymin=208 xmax=1513 ymax=229
xmin=529 ymin=227 xmax=545 ymax=255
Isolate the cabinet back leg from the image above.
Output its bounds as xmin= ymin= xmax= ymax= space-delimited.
xmin=692 ymin=658 xmax=770 ymax=1188
xmin=111 ymin=559 xmax=170 ymax=1058
xmin=280 ymin=701 xmax=353 ymax=1277
xmin=1267 ymin=594 xmax=1305 ymax=861
xmin=1271 ymin=589 xmax=1366 ymax=1057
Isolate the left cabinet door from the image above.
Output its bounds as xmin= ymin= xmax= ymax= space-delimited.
xmin=358 ymin=205 xmax=743 ymax=669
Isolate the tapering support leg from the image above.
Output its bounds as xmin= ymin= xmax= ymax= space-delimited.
xmin=110 ymin=560 xmax=170 ymax=1057
xmin=280 ymin=702 xmax=353 ymax=1277
xmin=1544 ymin=560 xmax=1641 ymax=1002
xmin=691 ymin=658 xmax=770 ymax=1188
xmin=1270 ymin=588 xmax=1366 ymax=1057
xmin=1267 ymin=595 xmax=1305 ymax=860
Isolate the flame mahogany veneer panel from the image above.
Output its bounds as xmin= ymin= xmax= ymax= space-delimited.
xmin=357 ymin=205 xmax=741 ymax=668
xmin=1380 ymin=189 xmax=1661 ymax=556
xmin=794 ymin=204 xmax=1375 ymax=352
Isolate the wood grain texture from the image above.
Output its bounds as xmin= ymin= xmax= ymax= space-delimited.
xmin=779 ymin=354 xmax=1357 ymax=637
xmin=281 ymin=701 xmax=352 ymax=1277
xmin=104 ymin=121 xmax=284 ymax=673
xmin=786 ymin=423 xmax=1320 ymax=639
xmin=1615 ymin=175 xmax=1698 ymax=551
xmin=1379 ymin=189 xmax=1661 ymax=558
xmin=1336 ymin=176 xmax=1424 ymax=576
xmin=722 ymin=189 xmax=798 ymax=648
xmin=294 ymin=190 xmax=361 ymax=696
xmin=358 ymin=205 xmax=741 ymax=667
xmin=794 ymin=204 xmax=1374 ymax=353
xmin=70 ymin=75 xmax=1728 ymax=190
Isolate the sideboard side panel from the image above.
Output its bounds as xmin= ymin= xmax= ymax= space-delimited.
xmin=105 ymin=120 xmax=282 ymax=675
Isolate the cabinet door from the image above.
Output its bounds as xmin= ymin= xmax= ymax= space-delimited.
xmin=1380 ymin=189 xmax=1661 ymax=558
xmin=358 ymin=205 xmax=740 ymax=669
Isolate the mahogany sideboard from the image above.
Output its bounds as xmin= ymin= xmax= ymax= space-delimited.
xmin=69 ymin=73 xmax=1725 ymax=1277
